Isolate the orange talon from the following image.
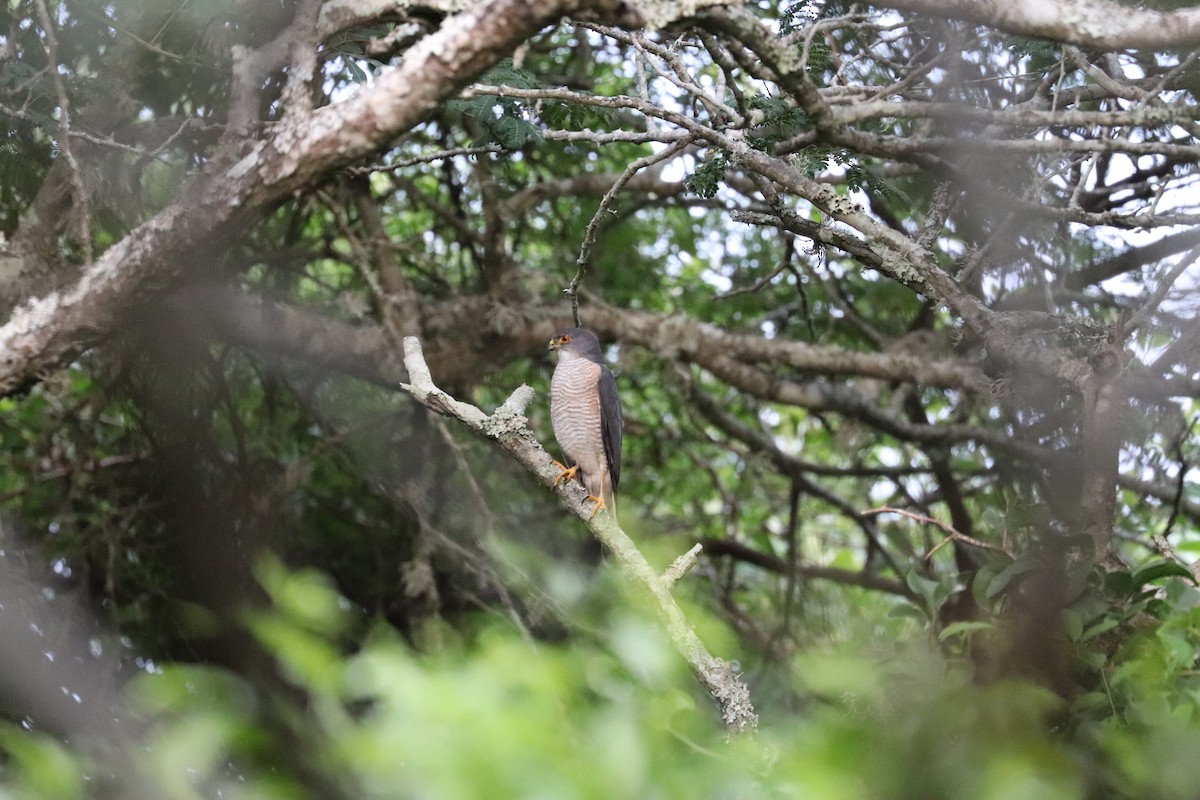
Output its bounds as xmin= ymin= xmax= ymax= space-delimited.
xmin=551 ymin=459 xmax=578 ymax=486
xmin=586 ymin=495 xmax=608 ymax=519
xmin=550 ymin=460 xmax=607 ymax=519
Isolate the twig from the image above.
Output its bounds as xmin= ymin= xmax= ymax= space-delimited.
xmin=34 ymin=0 xmax=94 ymax=264
xmin=398 ymin=336 xmax=757 ymax=734
xmin=662 ymin=543 xmax=704 ymax=588
xmin=1124 ymin=245 xmax=1200 ymax=338
xmin=545 ymin=129 xmax=686 ymax=145
xmin=80 ymin=5 xmax=190 ymax=62
xmin=569 ymin=135 xmax=694 ymax=325
xmin=715 ymin=242 xmax=792 ymax=299
xmin=860 ymin=505 xmax=1013 ymax=560
xmin=0 ymin=100 xmax=156 ymax=156
xmin=350 ymin=145 xmax=505 ymax=173
xmin=352 ymin=134 xmax=690 ymax=178
xmin=1153 ymin=414 xmax=1197 ymax=581
xmin=698 ymin=536 xmax=915 ymax=597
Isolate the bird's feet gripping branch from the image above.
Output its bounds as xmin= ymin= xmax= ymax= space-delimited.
xmin=547 ymin=327 xmax=623 ymax=522
xmin=550 ymin=459 xmax=579 ymax=487
xmin=550 ymin=458 xmax=608 ymax=519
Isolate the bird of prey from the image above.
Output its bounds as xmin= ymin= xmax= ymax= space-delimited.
xmin=548 ymin=327 xmax=623 ymax=519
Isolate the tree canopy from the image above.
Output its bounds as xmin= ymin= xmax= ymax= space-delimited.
xmin=1 ymin=0 xmax=1199 ymax=797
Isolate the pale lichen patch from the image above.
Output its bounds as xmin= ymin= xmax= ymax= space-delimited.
xmin=636 ymin=0 xmax=746 ymax=31
xmin=825 ymin=195 xmax=863 ymax=217
xmin=10 ymin=293 xmax=61 ymax=335
xmin=226 ymin=149 xmax=261 ymax=180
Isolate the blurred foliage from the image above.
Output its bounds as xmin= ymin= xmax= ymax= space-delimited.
xmin=3 ymin=559 xmax=1199 ymax=798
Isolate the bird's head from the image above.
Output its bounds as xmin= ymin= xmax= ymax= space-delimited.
xmin=548 ymin=327 xmax=603 ymax=361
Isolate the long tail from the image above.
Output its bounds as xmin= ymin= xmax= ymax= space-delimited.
xmin=603 ymin=464 xmax=618 ymax=526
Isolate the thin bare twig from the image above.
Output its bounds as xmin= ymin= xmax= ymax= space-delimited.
xmin=715 ymin=238 xmax=793 ymax=299
xmin=1125 ymin=245 xmax=1200 ymax=338
xmin=1153 ymin=415 xmax=1197 ymax=581
xmin=34 ymin=0 xmax=94 ymax=264
xmin=568 ymin=134 xmax=694 ymax=325
xmin=351 ymin=145 xmax=505 ymax=174
xmin=860 ymin=505 xmax=1013 ymax=560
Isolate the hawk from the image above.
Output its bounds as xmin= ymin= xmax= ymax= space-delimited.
xmin=548 ymin=327 xmax=623 ymax=518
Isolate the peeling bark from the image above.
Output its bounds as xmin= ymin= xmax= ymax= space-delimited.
xmin=874 ymin=0 xmax=1200 ymax=49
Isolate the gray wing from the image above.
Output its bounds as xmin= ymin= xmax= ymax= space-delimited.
xmin=598 ymin=366 xmax=623 ymax=490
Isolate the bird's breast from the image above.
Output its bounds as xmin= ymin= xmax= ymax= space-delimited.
xmin=551 ymin=358 xmax=604 ymax=456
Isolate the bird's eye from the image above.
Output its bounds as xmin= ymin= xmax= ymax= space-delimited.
xmin=561 ymin=334 xmax=571 ymax=344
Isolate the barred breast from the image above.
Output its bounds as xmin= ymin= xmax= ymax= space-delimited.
xmin=550 ymin=352 xmax=607 ymax=498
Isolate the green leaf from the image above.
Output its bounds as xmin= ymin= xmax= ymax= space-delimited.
xmin=889 ymin=602 xmax=928 ymax=622
xmin=938 ymin=620 xmax=996 ymax=641
xmin=255 ymin=557 xmax=354 ymax=636
xmin=685 ymin=151 xmax=728 ymax=198
xmin=1080 ymin=616 xmax=1120 ymax=642
xmin=0 ymin=726 xmax=86 ymax=800
xmin=1104 ymin=570 xmax=1134 ymax=598
xmin=344 ymin=58 xmax=368 ymax=84
xmin=1063 ymin=557 xmax=1094 ymax=604
xmin=1061 ymin=607 xmax=1083 ymax=641
xmin=971 ymin=560 xmax=1007 ymax=608
xmin=1131 ymin=559 xmax=1195 ymax=587
xmin=490 ymin=114 xmax=543 ymax=148
xmin=479 ymin=57 xmax=541 ymax=90
xmin=985 ymin=558 xmax=1041 ymax=601
xmin=1070 ymin=691 xmax=1112 ymax=713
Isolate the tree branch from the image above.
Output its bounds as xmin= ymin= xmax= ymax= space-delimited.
xmin=398 ymin=336 xmax=758 ymax=734
xmin=569 ymin=136 xmax=694 ymax=326
xmin=873 ymin=0 xmax=1200 ymax=48
xmin=0 ymin=0 xmax=636 ymax=398
xmin=698 ymin=536 xmax=915 ymax=598
xmin=1065 ymin=228 xmax=1200 ymax=291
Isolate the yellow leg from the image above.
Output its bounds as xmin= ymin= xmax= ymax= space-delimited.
xmin=586 ymin=494 xmax=608 ymax=519
xmin=551 ymin=461 xmax=610 ymax=519
xmin=589 ymin=463 xmax=613 ymax=520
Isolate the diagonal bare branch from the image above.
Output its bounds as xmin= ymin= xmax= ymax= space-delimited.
xmin=398 ymin=335 xmax=758 ymax=734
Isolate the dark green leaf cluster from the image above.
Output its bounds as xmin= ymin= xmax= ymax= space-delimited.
xmin=445 ymin=95 xmax=544 ymax=148
xmin=779 ymin=0 xmax=825 ymax=37
xmin=745 ymin=93 xmax=811 ymax=149
xmin=1003 ymin=35 xmax=1064 ymax=72
xmin=684 ymin=150 xmax=728 ymax=197
xmin=447 ymin=61 xmax=546 ymax=148
xmin=539 ymin=96 xmax=618 ymax=132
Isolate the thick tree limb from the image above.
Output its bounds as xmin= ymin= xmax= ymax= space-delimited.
xmin=872 ymin=0 xmax=1200 ymax=49
xmin=585 ymin=303 xmax=985 ymax=390
xmin=191 ymin=284 xmax=990 ymax=395
xmin=1065 ymin=228 xmax=1200 ymax=291
xmin=0 ymin=0 xmax=634 ymax=397
xmin=168 ymin=286 xmax=406 ymax=385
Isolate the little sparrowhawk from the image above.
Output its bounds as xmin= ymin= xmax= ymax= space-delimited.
xmin=548 ymin=327 xmax=623 ymax=518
